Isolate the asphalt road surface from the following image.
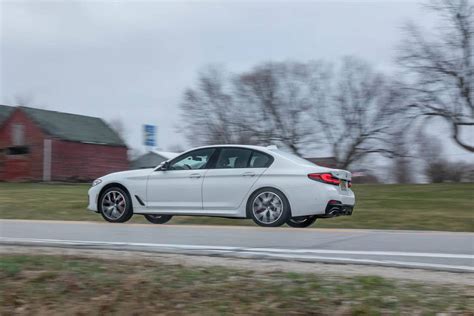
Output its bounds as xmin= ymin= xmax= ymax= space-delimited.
xmin=1 ymin=219 xmax=473 ymax=272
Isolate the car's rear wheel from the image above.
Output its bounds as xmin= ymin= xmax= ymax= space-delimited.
xmin=248 ymin=188 xmax=290 ymax=227
xmin=99 ymin=187 xmax=133 ymax=223
xmin=144 ymin=214 xmax=173 ymax=224
xmin=286 ymin=215 xmax=317 ymax=228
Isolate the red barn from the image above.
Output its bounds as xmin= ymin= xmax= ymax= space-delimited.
xmin=0 ymin=105 xmax=128 ymax=182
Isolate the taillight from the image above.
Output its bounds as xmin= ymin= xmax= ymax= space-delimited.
xmin=308 ymin=173 xmax=340 ymax=185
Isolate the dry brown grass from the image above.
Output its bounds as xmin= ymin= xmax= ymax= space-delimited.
xmin=1 ymin=254 xmax=473 ymax=315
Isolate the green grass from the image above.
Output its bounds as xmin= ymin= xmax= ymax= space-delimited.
xmin=0 ymin=182 xmax=473 ymax=231
xmin=1 ymin=254 xmax=472 ymax=315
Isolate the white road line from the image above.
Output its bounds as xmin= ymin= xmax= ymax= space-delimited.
xmin=235 ymin=251 xmax=474 ymax=272
xmin=234 ymin=248 xmax=474 ymax=259
xmin=2 ymin=219 xmax=473 ymax=235
xmin=1 ymin=237 xmax=473 ymax=260
xmin=2 ymin=237 xmax=473 ymax=272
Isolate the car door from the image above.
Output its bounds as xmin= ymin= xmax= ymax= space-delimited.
xmin=146 ymin=148 xmax=216 ymax=211
xmin=202 ymin=148 xmax=273 ymax=212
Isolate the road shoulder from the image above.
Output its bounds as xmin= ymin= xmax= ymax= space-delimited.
xmin=2 ymin=245 xmax=473 ymax=286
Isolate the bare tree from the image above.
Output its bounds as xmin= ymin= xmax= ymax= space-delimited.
xmin=415 ymin=131 xmax=466 ymax=183
xmin=180 ymin=63 xmax=319 ymax=154
xmin=180 ymin=58 xmax=405 ymax=169
xmin=416 ymin=133 xmax=445 ymax=182
xmin=180 ymin=66 xmax=255 ymax=146
xmin=397 ymin=0 xmax=474 ymax=152
xmin=390 ymin=130 xmax=414 ymax=183
xmin=108 ymin=117 xmax=128 ymax=144
xmin=312 ymin=57 xmax=405 ymax=169
xmin=233 ymin=62 xmax=321 ymax=155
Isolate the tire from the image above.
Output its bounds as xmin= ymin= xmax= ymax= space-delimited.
xmin=247 ymin=188 xmax=291 ymax=227
xmin=144 ymin=214 xmax=173 ymax=224
xmin=287 ymin=215 xmax=317 ymax=228
xmin=99 ymin=187 xmax=133 ymax=223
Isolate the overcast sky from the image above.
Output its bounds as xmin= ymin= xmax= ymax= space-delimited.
xmin=2 ymin=0 xmax=470 ymax=161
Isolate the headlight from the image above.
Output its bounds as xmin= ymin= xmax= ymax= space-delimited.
xmin=92 ymin=179 xmax=102 ymax=187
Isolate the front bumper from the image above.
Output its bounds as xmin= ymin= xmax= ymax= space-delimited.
xmin=87 ymin=186 xmax=100 ymax=212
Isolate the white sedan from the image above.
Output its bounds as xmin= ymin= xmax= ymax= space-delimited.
xmin=88 ymin=145 xmax=355 ymax=228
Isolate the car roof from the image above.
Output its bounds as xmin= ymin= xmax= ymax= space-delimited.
xmin=192 ymin=144 xmax=272 ymax=152
xmin=187 ymin=145 xmax=319 ymax=169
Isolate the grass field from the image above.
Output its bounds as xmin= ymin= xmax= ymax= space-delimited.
xmin=1 ymin=254 xmax=472 ymax=315
xmin=0 ymin=182 xmax=473 ymax=231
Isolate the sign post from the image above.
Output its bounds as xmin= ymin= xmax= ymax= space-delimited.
xmin=143 ymin=124 xmax=157 ymax=151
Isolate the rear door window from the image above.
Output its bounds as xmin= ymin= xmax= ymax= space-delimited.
xmin=249 ymin=150 xmax=273 ymax=168
xmin=215 ymin=148 xmax=252 ymax=169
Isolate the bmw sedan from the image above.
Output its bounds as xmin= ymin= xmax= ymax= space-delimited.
xmin=88 ymin=145 xmax=355 ymax=227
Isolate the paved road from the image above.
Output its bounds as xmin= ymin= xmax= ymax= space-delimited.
xmin=1 ymin=219 xmax=473 ymax=272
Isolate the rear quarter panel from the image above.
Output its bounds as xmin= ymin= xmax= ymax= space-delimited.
xmin=246 ymin=156 xmax=355 ymax=217
xmin=250 ymin=168 xmax=330 ymax=217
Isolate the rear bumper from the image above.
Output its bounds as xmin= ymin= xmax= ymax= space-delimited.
xmin=319 ymin=202 xmax=354 ymax=218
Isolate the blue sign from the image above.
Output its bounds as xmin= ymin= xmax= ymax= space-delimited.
xmin=143 ymin=124 xmax=156 ymax=147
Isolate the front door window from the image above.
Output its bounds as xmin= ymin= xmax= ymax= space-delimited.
xmin=169 ymin=148 xmax=215 ymax=170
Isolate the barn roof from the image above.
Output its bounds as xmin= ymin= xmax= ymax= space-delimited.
xmin=151 ymin=150 xmax=179 ymax=159
xmin=130 ymin=151 xmax=179 ymax=169
xmin=0 ymin=104 xmax=14 ymax=126
xmin=18 ymin=106 xmax=126 ymax=147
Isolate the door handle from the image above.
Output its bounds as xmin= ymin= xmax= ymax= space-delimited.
xmin=242 ymin=172 xmax=256 ymax=177
xmin=189 ymin=173 xmax=201 ymax=179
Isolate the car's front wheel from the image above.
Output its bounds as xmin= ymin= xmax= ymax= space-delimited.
xmin=248 ymin=188 xmax=290 ymax=227
xmin=144 ymin=214 xmax=173 ymax=224
xmin=286 ymin=216 xmax=317 ymax=228
xmin=99 ymin=187 xmax=133 ymax=223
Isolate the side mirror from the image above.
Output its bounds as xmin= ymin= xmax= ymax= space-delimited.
xmin=157 ymin=161 xmax=170 ymax=171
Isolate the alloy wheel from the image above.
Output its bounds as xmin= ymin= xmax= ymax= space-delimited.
xmin=101 ymin=190 xmax=127 ymax=220
xmin=252 ymin=192 xmax=283 ymax=224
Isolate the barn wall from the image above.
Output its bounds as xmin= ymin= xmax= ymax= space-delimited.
xmin=0 ymin=109 xmax=46 ymax=181
xmin=0 ymin=108 xmax=129 ymax=182
xmin=51 ymin=140 xmax=128 ymax=181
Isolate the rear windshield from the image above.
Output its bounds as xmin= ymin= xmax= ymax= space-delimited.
xmin=269 ymin=149 xmax=314 ymax=166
